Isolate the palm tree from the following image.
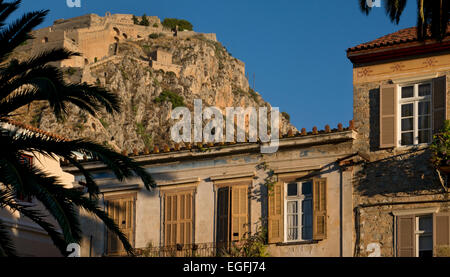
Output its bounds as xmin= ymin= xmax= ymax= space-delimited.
xmin=0 ymin=0 xmax=155 ymax=257
xmin=359 ymin=0 xmax=449 ymax=40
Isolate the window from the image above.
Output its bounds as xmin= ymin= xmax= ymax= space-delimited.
xmin=268 ymin=177 xmax=327 ymax=244
xmin=216 ymin=185 xmax=249 ymax=249
xmin=105 ymin=195 xmax=136 ymax=256
xmin=164 ymin=190 xmax=194 ymax=247
xmin=285 ymin=181 xmax=313 ymax=242
xmin=379 ymin=76 xmax=446 ymax=149
xmin=416 ymin=215 xmax=433 ymax=257
xmin=399 ymin=82 xmax=432 ymax=146
xmin=396 ymin=212 xmax=450 ymax=257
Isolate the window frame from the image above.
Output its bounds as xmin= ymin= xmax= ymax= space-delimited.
xmin=415 ymin=214 xmax=433 ymax=258
xmin=283 ymin=181 xmax=313 ymax=243
xmin=397 ymin=81 xmax=433 ymax=147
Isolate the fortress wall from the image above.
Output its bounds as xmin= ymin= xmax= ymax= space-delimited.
xmin=151 ymin=61 xmax=181 ymax=77
xmin=52 ymin=14 xmax=95 ymax=30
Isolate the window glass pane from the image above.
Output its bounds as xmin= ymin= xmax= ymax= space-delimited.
xmin=418 ymin=102 xmax=430 ymax=115
xmin=401 ymin=104 xmax=414 ymax=117
xmin=287 ymin=201 xmax=298 ymax=214
xmin=302 ymin=198 xmax=313 ymax=240
xmin=402 ymin=86 xmax=414 ymax=98
xmin=419 ymin=130 xmax=431 ymax=144
xmin=287 ymin=201 xmax=298 ymax=241
xmin=302 ymin=181 xmax=312 ymax=195
xmin=287 ymin=183 xmax=298 ymax=197
xmin=401 ymin=118 xmax=413 ymax=131
xmin=418 ymin=116 xmax=431 ymax=129
xmin=419 ymin=216 xmax=433 ymax=233
xmin=419 ymin=236 xmax=433 ymax=251
xmin=401 ymin=132 xmax=414 ymax=146
xmin=419 ymin=84 xmax=431 ymax=96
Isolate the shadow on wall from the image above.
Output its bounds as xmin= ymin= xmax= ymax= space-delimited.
xmin=354 ymin=149 xmax=442 ymax=197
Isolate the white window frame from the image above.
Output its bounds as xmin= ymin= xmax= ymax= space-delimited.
xmin=283 ymin=181 xmax=313 ymax=243
xmin=397 ymin=81 xmax=433 ymax=147
xmin=415 ymin=214 xmax=433 ymax=258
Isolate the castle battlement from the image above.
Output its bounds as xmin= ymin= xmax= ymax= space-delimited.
xmin=19 ymin=13 xmax=217 ymax=69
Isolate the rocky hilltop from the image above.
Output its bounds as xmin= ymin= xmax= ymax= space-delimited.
xmin=10 ymin=14 xmax=295 ymax=152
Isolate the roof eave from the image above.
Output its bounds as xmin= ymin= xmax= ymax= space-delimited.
xmin=347 ymin=40 xmax=450 ymax=66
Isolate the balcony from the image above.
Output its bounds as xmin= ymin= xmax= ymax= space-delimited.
xmin=136 ymin=243 xmax=231 ymax=257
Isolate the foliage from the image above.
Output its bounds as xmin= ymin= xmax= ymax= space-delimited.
xmin=281 ymin=111 xmax=290 ymax=122
xmin=162 ymin=18 xmax=193 ymax=31
xmin=132 ymin=15 xmax=139 ymax=25
xmin=154 ymin=90 xmax=185 ymax=109
xmin=136 ymin=122 xmax=152 ymax=149
xmin=139 ymin=14 xmax=150 ymax=26
xmin=148 ymin=33 xmax=162 ymax=39
xmin=65 ymin=67 xmax=77 ymax=76
xmin=99 ymin=118 xmax=109 ymax=129
xmin=0 ymin=1 xmax=155 ymax=257
xmin=153 ymin=23 xmax=159 ymax=28
xmin=248 ymin=88 xmax=259 ymax=103
xmin=223 ymin=225 xmax=269 ymax=257
xmin=435 ymin=245 xmax=450 ymax=257
xmin=430 ymin=120 xmax=450 ymax=168
xmin=359 ymin=0 xmax=449 ymax=41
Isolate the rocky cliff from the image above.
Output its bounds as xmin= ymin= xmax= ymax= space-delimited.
xmin=12 ymin=32 xmax=295 ymax=152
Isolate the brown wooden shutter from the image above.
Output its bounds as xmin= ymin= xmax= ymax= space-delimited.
xmin=231 ymin=185 xmax=249 ymax=242
xmin=379 ymin=84 xmax=398 ymax=148
xmin=312 ymin=178 xmax=327 ymax=240
xmin=107 ymin=200 xmax=120 ymax=254
xmin=433 ymin=213 xmax=450 ymax=256
xmin=433 ymin=76 xmax=447 ymax=134
xmin=106 ymin=196 xmax=136 ymax=256
xmin=268 ymin=181 xmax=284 ymax=244
xmin=396 ymin=215 xmax=415 ymax=257
xmin=164 ymin=191 xmax=194 ymax=246
xmin=216 ymin=187 xmax=230 ymax=248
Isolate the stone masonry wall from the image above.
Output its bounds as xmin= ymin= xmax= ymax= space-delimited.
xmin=352 ymin=56 xmax=450 ymax=256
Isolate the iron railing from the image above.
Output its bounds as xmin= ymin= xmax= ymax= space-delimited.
xmin=137 ymin=242 xmax=230 ymax=257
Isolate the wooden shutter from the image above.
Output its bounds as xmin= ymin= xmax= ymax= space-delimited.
xmin=268 ymin=181 xmax=284 ymax=243
xmin=397 ymin=215 xmax=415 ymax=257
xmin=433 ymin=76 xmax=447 ymax=134
xmin=216 ymin=187 xmax=230 ymax=247
xmin=312 ymin=178 xmax=327 ymax=240
xmin=433 ymin=213 xmax=450 ymax=255
xmin=164 ymin=191 xmax=194 ymax=246
xmin=231 ymin=185 xmax=249 ymax=242
xmin=106 ymin=196 xmax=135 ymax=256
xmin=379 ymin=84 xmax=398 ymax=148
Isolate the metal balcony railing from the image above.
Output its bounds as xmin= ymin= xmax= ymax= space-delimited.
xmin=136 ymin=242 xmax=230 ymax=257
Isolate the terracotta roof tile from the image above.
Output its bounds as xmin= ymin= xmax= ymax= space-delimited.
xmin=348 ymin=24 xmax=450 ymax=53
xmin=1 ymin=118 xmax=70 ymax=141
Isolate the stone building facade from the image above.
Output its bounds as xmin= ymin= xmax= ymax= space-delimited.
xmin=63 ymin=127 xmax=356 ymax=257
xmin=348 ymin=25 xmax=450 ymax=257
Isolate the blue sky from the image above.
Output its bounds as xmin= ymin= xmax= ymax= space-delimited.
xmin=12 ymin=0 xmax=418 ymax=131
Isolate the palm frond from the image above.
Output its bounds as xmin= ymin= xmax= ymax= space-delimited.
xmin=0 ymin=159 xmax=80 ymax=243
xmin=384 ymin=0 xmax=407 ymax=24
xmin=0 ymin=0 xmax=20 ymax=28
xmin=0 ymin=48 xmax=80 ymax=86
xmin=0 ymin=189 xmax=17 ymax=257
xmin=0 ymin=9 xmax=48 ymax=63
xmin=0 ymin=65 xmax=121 ymax=118
xmin=0 ymin=187 xmax=66 ymax=256
xmin=0 ymin=132 xmax=156 ymax=191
